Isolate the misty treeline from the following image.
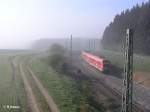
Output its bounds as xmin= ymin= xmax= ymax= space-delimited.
xmin=102 ymin=1 xmax=150 ymax=55
xmin=33 ymin=38 xmax=101 ymax=52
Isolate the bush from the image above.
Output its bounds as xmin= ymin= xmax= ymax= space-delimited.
xmin=48 ymin=44 xmax=66 ymax=70
xmin=49 ymin=44 xmax=65 ymax=56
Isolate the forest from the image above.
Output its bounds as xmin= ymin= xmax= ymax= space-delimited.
xmin=102 ymin=1 xmax=150 ymax=55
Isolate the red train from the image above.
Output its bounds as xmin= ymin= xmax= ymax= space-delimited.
xmin=81 ymin=51 xmax=110 ymax=73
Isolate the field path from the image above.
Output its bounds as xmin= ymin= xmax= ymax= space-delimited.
xmin=19 ymin=63 xmax=41 ymax=112
xmin=27 ymin=67 xmax=60 ymax=112
xmin=10 ymin=59 xmax=22 ymax=112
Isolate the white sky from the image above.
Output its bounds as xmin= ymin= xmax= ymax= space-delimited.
xmin=0 ymin=0 xmax=148 ymax=49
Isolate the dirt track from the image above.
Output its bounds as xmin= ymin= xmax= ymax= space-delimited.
xmin=12 ymin=55 xmax=60 ymax=112
xmin=27 ymin=67 xmax=60 ymax=112
xmin=10 ymin=60 xmax=22 ymax=112
xmin=19 ymin=63 xmax=41 ymax=112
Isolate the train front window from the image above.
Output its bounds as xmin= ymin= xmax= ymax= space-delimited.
xmin=103 ymin=60 xmax=110 ymax=70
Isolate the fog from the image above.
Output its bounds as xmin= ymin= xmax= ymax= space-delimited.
xmin=0 ymin=0 xmax=148 ymax=49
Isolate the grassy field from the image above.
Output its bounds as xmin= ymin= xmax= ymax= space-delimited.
xmin=19 ymin=55 xmax=51 ymax=112
xmin=0 ymin=48 xmax=148 ymax=112
xmin=29 ymin=53 xmax=104 ymax=112
xmin=0 ymin=50 xmax=104 ymax=112
xmin=0 ymin=53 xmax=28 ymax=112
xmin=30 ymin=56 xmax=84 ymax=112
xmin=29 ymin=49 xmax=150 ymax=111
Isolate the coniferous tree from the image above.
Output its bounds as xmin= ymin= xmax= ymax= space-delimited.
xmin=102 ymin=1 xmax=150 ymax=55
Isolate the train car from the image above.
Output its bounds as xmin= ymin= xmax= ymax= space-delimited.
xmin=81 ymin=51 xmax=110 ymax=73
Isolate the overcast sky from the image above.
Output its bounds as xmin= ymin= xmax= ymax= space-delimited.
xmin=0 ymin=0 xmax=148 ymax=49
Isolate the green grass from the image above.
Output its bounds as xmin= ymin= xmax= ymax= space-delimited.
xmin=30 ymin=53 xmax=107 ymax=112
xmin=0 ymin=54 xmax=28 ymax=112
xmin=30 ymin=57 xmax=83 ymax=112
xmin=26 ymin=49 xmax=150 ymax=112
xmin=20 ymin=55 xmax=51 ymax=112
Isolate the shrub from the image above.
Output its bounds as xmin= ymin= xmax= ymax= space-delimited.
xmin=48 ymin=44 xmax=66 ymax=70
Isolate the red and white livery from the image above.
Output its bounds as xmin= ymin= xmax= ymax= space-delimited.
xmin=81 ymin=51 xmax=110 ymax=73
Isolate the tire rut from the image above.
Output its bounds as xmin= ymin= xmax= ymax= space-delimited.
xmin=19 ymin=63 xmax=41 ymax=112
xmin=27 ymin=67 xmax=60 ymax=112
xmin=10 ymin=59 xmax=22 ymax=112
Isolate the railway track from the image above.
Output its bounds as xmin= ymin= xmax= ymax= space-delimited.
xmin=92 ymin=77 xmax=145 ymax=112
xmin=71 ymin=54 xmax=147 ymax=112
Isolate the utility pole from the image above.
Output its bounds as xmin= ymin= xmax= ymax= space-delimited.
xmin=65 ymin=38 xmax=68 ymax=51
xmin=99 ymin=38 xmax=101 ymax=53
xmin=93 ymin=39 xmax=95 ymax=51
xmin=88 ymin=39 xmax=91 ymax=52
xmin=70 ymin=35 xmax=72 ymax=63
xmin=122 ymin=29 xmax=134 ymax=112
